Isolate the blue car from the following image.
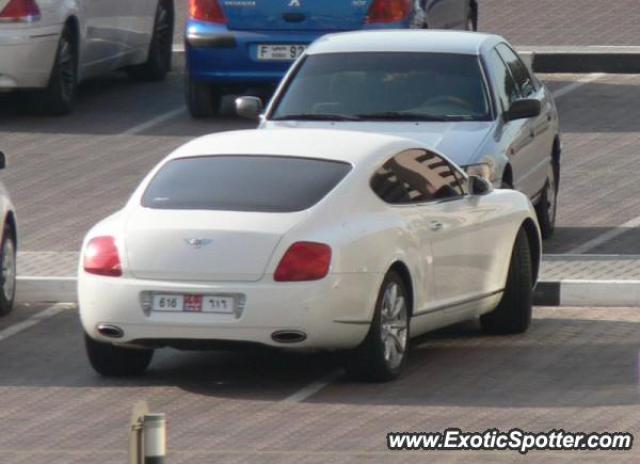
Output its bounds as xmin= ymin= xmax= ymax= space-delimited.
xmin=185 ymin=0 xmax=478 ymax=117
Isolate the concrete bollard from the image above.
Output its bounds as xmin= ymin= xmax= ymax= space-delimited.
xmin=143 ymin=414 xmax=167 ymax=464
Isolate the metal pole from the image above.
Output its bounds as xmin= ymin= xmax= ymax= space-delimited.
xmin=143 ymin=413 xmax=167 ymax=464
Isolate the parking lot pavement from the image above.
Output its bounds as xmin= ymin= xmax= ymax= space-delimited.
xmin=0 ymin=72 xmax=253 ymax=252
xmin=0 ymin=306 xmax=637 ymax=463
xmin=480 ymin=0 xmax=640 ymax=47
xmin=540 ymin=74 xmax=640 ymax=255
xmin=0 ymin=304 xmax=54 ymax=333
xmin=0 ymin=72 xmax=638 ymax=263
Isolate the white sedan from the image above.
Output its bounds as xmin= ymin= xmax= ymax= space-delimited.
xmin=0 ymin=151 xmax=17 ymax=316
xmin=79 ymin=129 xmax=541 ymax=381
xmin=0 ymin=0 xmax=174 ymax=114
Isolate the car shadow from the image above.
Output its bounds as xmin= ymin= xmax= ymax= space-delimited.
xmin=0 ymin=310 xmax=638 ymax=409
xmin=549 ymin=79 xmax=640 ymax=133
xmin=545 ymin=226 xmax=640 ymax=254
xmin=0 ymin=71 xmax=255 ymax=137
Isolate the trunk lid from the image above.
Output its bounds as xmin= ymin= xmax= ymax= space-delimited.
xmin=220 ymin=0 xmax=373 ymax=31
xmin=125 ymin=208 xmax=306 ymax=282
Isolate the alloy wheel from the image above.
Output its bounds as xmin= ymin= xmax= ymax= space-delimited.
xmin=380 ymin=283 xmax=408 ymax=370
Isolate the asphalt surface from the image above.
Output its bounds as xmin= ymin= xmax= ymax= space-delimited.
xmin=0 ymin=304 xmax=638 ymax=463
xmin=1 ymin=72 xmax=638 ymax=254
xmin=2 ymin=71 xmax=640 ymax=462
xmin=173 ymin=0 xmax=640 ymax=47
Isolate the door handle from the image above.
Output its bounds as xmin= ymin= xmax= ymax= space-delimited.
xmin=430 ymin=221 xmax=444 ymax=232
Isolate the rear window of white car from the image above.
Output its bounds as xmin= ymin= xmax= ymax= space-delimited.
xmin=142 ymin=156 xmax=352 ymax=213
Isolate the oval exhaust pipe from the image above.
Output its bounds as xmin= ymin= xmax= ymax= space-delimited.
xmin=97 ymin=324 xmax=124 ymax=339
xmin=271 ymin=330 xmax=307 ymax=344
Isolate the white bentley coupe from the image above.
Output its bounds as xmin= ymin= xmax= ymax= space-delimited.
xmin=79 ymin=129 xmax=541 ymax=382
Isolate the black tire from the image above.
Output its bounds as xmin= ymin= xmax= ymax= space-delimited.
xmin=85 ymin=334 xmax=154 ymax=377
xmin=481 ymin=228 xmax=533 ymax=335
xmin=0 ymin=225 xmax=16 ymax=317
xmin=33 ymin=27 xmax=77 ymax=115
xmin=127 ymin=0 xmax=174 ymax=81
xmin=465 ymin=14 xmax=475 ymax=31
xmin=186 ymin=76 xmax=222 ymax=118
xmin=346 ymin=271 xmax=410 ymax=382
xmin=535 ymin=164 xmax=558 ymax=240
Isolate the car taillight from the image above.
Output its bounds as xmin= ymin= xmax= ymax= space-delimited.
xmin=366 ymin=0 xmax=411 ymax=24
xmin=0 ymin=0 xmax=41 ymax=22
xmin=274 ymin=242 xmax=332 ymax=282
xmin=189 ymin=0 xmax=227 ymax=24
xmin=84 ymin=237 xmax=122 ymax=277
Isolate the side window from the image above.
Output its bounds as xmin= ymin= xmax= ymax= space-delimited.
xmin=371 ymin=149 xmax=464 ymax=205
xmin=496 ymin=44 xmax=536 ymax=97
xmin=485 ymin=49 xmax=520 ymax=112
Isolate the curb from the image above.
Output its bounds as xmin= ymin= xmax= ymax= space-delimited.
xmin=171 ymin=45 xmax=640 ymax=74
xmin=534 ymin=280 xmax=640 ymax=307
xmin=16 ymin=277 xmax=77 ymax=305
xmin=523 ymin=47 xmax=640 ymax=74
xmin=16 ymin=275 xmax=640 ymax=308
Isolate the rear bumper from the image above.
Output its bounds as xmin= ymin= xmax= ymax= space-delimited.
xmin=185 ymin=21 xmax=324 ymax=86
xmin=79 ymin=272 xmax=383 ymax=351
xmin=0 ymin=24 xmax=61 ymax=90
xmin=184 ymin=20 xmax=409 ymax=86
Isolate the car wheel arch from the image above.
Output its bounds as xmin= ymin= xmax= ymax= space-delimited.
xmin=502 ymin=163 xmax=514 ymax=189
xmin=388 ymin=261 xmax=414 ymax=318
xmin=63 ymin=16 xmax=81 ymax=69
xmin=520 ymin=219 xmax=540 ymax=285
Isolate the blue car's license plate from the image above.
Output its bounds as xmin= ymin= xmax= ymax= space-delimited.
xmin=257 ymin=44 xmax=307 ymax=61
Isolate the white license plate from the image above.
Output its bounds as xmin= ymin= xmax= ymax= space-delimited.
xmin=152 ymin=294 xmax=235 ymax=314
xmin=257 ymin=44 xmax=307 ymax=61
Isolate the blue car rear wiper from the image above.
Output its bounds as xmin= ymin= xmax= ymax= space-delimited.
xmin=271 ymin=113 xmax=363 ymax=121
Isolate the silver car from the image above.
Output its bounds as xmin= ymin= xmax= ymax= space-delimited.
xmin=0 ymin=0 xmax=174 ymax=114
xmin=238 ymin=30 xmax=561 ymax=238
xmin=0 ymin=151 xmax=16 ymax=316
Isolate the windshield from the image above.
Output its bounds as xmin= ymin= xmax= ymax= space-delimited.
xmin=271 ymin=53 xmax=492 ymax=122
xmin=142 ymin=156 xmax=352 ymax=213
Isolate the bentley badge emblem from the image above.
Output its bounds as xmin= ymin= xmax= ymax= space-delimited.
xmin=184 ymin=239 xmax=213 ymax=249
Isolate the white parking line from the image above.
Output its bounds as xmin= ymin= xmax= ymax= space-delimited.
xmin=566 ymin=216 xmax=640 ymax=255
xmin=122 ymin=107 xmax=186 ymax=136
xmin=282 ymin=370 xmax=342 ymax=403
xmin=551 ymin=73 xmax=605 ymax=99
xmin=0 ymin=303 xmax=73 ymax=343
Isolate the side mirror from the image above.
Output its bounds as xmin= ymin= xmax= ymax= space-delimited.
xmin=235 ymin=96 xmax=263 ymax=120
xmin=468 ymin=175 xmax=493 ymax=196
xmin=0 ymin=152 xmax=5 ymax=170
xmin=505 ymin=98 xmax=541 ymax=121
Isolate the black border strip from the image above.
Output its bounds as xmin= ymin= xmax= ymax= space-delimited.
xmin=533 ymin=281 xmax=561 ymax=306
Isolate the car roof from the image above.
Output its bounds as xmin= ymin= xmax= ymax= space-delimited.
xmin=307 ymin=30 xmax=503 ymax=56
xmin=170 ymin=129 xmax=427 ymax=167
